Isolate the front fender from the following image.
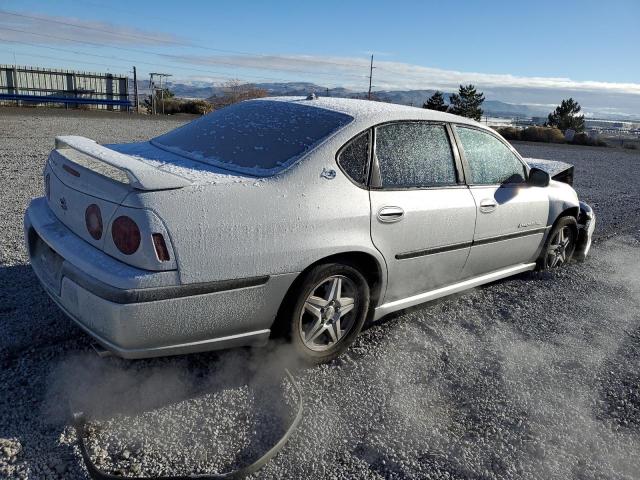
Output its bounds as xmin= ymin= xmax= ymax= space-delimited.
xmin=546 ymin=180 xmax=580 ymax=226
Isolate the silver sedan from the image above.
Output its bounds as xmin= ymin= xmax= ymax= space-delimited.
xmin=24 ymin=97 xmax=595 ymax=363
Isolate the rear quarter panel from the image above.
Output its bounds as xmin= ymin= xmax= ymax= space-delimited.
xmin=123 ymin=125 xmax=383 ymax=285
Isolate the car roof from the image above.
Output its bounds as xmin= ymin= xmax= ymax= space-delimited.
xmin=255 ymin=96 xmax=485 ymax=129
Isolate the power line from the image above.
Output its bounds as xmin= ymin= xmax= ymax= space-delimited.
xmin=0 ymin=26 xmax=368 ymax=83
xmin=0 ymin=8 xmax=373 ymax=72
xmin=0 ymin=47 xmax=293 ymax=88
xmin=0 ymin=37 xmax=298 ymax=83
xmin=0 ymin=9 xmax=186 ymax=47
xmin=0 ymin=49 xmax=131 ymax=72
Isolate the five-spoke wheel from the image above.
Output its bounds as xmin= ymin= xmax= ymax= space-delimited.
xmin=281 ymin=263 xmax=370 ymax=363
xmin=300 ymin=275 xmax=357 ymax=351
xmin=539 ymin=216 xmax=577 ymax=270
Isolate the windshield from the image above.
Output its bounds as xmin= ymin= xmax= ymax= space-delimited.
xmin=151 ymin=100 xmax=353 ymax=176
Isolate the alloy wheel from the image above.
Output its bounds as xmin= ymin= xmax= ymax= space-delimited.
xmin=299 ymin=275 xmax=358 ymax=352
xmin=547 ymin=225 xmax=573 ymax=268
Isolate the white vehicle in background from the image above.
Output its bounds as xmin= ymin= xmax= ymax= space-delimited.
xmin=24 ymin=97 xmax=595 ymax=363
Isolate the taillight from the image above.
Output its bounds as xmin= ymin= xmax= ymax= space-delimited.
xmin=45 ymin=173 xmax=50 ymax=200
xmin=85 ymin=204 xmax=103 ymax=240
xmin=111 ymin=216 xmax=140 ymax=255
xmin=152 ymin=233 xmax=170 ymax=261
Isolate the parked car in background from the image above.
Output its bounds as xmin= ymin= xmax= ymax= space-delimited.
xmin=24 ymin=97 xmax=595 ymax=363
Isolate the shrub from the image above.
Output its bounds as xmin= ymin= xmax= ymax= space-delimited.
xmin=522 ymin=126 xmax=566 ymax=143
xmin=570 ymin=132 xmax=607 ymax=147
xmin=179 ymin=99 xmax=213 ymax=115
xmin=494 ymin=126 xmax=522 ymax=141
xmin=158 ymin=98 xmax=213 ymax=115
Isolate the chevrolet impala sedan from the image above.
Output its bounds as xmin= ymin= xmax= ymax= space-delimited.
xmin=24 ymin=97 xmax=595 ymax=363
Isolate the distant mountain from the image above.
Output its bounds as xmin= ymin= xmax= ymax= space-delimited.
xmin=165 ymin=80 xmax=552 ymax=118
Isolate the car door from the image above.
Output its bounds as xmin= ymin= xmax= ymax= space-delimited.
xmin=453 ymin=125 xmax=549 ymax=278
xmin=368 ymin=122 xmax=477 ymax=303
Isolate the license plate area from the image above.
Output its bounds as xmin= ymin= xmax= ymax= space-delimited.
xmin=32 ymin=233 xmax=64 ymax=295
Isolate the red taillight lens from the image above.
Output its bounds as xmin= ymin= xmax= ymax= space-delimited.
xmin=111 ymin=216 xmax=140 ymax=255
xmin=152 ymin=233 xmax=170 ymax=261
xmin=85 ymin=204 xmax=103 ymax=240
xmin=45 ymin=173 xmax=50 ymax=200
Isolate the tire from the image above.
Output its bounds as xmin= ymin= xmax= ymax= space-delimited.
xmin=281 ymin=263 xmax=370 ymax=364
xmin=537 ymin=216 xmax=578 ymax=270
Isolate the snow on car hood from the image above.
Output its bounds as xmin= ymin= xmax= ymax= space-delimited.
xmin=106 ymin=141 xmax=258 ymax=186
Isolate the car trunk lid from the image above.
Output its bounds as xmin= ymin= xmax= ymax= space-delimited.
xmin=45 ymin=136 xmax=192 ymax=251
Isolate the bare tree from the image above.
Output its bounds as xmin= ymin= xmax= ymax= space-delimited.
xmin=209 ymin=80 xmax=268 ymax=109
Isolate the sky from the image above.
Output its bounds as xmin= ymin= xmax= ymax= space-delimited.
xmin=1 ymin=0 xmax=639 ymax=117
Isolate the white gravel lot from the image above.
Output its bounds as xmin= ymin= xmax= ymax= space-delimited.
xmin=1 ymin=109 xmax=639 ymax=479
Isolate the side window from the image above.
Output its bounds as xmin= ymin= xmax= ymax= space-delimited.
xmin=375 ymin=122 xmax=457 ymax=188
xmin=456 ymin=127 xmax=526 ymax=185
xmin=337 ymin=130 xmax=371 ymax=186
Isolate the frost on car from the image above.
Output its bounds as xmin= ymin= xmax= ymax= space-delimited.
xmin=24 ymin=97 xmax=595 ymax=363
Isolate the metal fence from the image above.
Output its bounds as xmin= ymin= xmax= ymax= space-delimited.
xmin=0 ymin=65 xmax=131 ymax=110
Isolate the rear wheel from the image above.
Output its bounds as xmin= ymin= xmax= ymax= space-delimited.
xmin=283 ymin=263 xmax=370 ymax=364
xmin=538 ymin=216 xmax=577 ymax=270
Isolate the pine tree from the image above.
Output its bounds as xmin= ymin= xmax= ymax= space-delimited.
xmin=423 ymin=91 xmax=448 ymax=112
xmin=545 ymin=98 xmax=585 ymax=132
xmin=448 ymin=84 xmax=484 ymax=121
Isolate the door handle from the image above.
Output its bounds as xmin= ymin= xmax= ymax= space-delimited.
xmin=377 ymin=206 xmax=405 ymax=223
xmin=479 ymin=199 xmax=498 ymax=213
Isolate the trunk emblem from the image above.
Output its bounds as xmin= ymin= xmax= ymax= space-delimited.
xmin=59 ymin=197 xmax=68 ymax=211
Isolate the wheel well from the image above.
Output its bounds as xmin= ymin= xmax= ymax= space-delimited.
xmin=558 ymin=206 xmax=580 ymax=221
xmin=271 ymin=251 xmax=384 ymax=337
xmin=304 ymin=252 xmax=383 ymax=305
xmin=546 ymin=207 xmax=579 ymax=244
xmin=553 ymin=206 xmax=579 ymax=233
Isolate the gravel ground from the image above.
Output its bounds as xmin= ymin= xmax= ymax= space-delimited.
xmin=1 ymin=110 xmax=639 ymax=479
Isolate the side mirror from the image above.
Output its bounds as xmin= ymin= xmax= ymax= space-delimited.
xmin=528 ymin=167 xmax=550 ymax=187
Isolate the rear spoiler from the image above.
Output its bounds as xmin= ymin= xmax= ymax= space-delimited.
xmin=55 ymin=136 xmax=192 ymax=191
xmin=524 ymin=157 xmax=574 ymax=186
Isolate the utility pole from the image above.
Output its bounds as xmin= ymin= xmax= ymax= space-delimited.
xmin=148 ymin=73 xmax=155 ymax=114
xmin=367 ymin=54 xmax=374 ymax=100
xmin=132 ymin=66 xmax=139 ymax=113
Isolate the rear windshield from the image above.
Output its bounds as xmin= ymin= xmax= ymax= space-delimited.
xmin=151 ymin=100 xmax=353 ymax=176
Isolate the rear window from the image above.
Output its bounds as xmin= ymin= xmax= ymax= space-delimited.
xmin=151 ymin=100 xmax=352 ymax=176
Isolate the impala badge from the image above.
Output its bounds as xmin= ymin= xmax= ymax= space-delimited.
xmin=59 ymin=197 xmax=68 ymax=211
xmin=518 ymin=220 xmax=541 ymax=228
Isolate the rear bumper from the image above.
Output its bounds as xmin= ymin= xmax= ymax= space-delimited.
xmin=24 ymin=198 xmax=297 ymax=358
xmin=575 ymin=201 xmax=595 ymax=261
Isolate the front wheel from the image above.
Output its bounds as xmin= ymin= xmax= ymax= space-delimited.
xmin=538 ymin=216 xmax=577 ymax=270
xmin=283 ymin=263 xmax=370 ymax=364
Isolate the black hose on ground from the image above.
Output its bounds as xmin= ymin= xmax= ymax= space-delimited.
xmin=72 ymin=369 xmax=303 ymax=479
